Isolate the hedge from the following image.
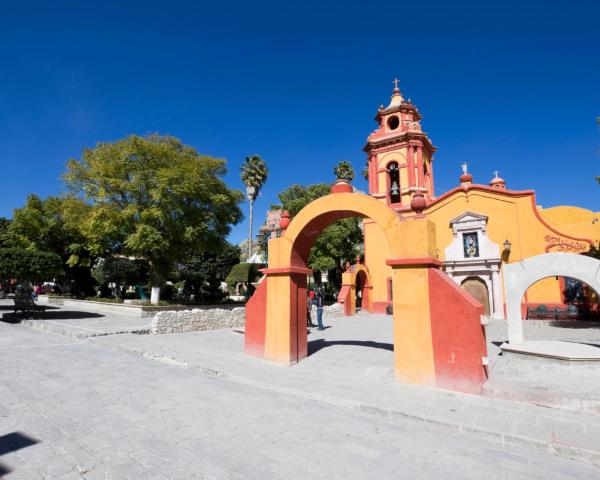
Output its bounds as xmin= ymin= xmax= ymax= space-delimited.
xmin=225 ymin=263 xmax=259 ymax=291
xmin=0 ymin=248 xmax=63 ymax=282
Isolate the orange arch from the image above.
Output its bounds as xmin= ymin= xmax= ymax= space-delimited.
xmin=245 ymin=190 xmax=488 ymax=393
xmin=267 ymin=193 xmax=411 ymax=270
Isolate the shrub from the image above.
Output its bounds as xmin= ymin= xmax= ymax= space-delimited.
xmin=226 ymin=263 xmax=259 ymax=293
xmin=0 ymin=248 xmax=62 ymax=282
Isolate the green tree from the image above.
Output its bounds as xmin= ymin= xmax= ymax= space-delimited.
xmin=273 ymin=183 xmax=363 ymax=284
xmin=91 ymin=256 xmax=149 ymax=299
xmin=64 ymin=134 xmax=244 ymax=304
xmin=240 ymin=155 xmax=268 ymax=260
xmin=5 ymin=195 xmax=96 ymax=296
xmin=180 ymin=242 xmax=241 ymax=301
xmin=0 ymin=248 xmax=62 ymax=282
xmin=225 ymin=262 xmax=260 ymax=297
xmin=0 ymin=218 xmax=10 ymax=248
xmin=333 ymin=160 xmax=355 ymax=181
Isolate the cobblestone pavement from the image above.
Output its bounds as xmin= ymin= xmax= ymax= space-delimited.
xmin=0 ymin=299 xmax=152 ymax=339
xmin=3 ymin=322 xmax=600 ymax=479
xmin=484 ymin=318 xmax=600 ymax=413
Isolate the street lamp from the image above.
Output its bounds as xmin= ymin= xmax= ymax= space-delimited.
xmin=503 ymin=239 xmax=512 ymax=253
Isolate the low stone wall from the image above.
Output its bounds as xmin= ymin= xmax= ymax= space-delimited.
xmin=37 ymin=296 xmax=243 ymax=318
xmin=151 ymin=307 xmax=246 ymax=334
xmin=308 ymin=303 xmax=344 ymax=320
xmin=152 ymin=302 xmax=342 ymax=335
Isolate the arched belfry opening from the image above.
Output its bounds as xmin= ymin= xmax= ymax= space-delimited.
xmin=244 ymin=190 xmax=488 ymax=393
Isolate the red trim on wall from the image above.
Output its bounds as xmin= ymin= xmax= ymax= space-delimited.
xmin=527 ymin=196 xmax=594 ymax=246
xmin=372 ymin=301 xmax=391 ymax=314
xmin=244 ymin=278 xmax=268 ymax=358
xmin=428 ymin=269 xmax=487 ymax=394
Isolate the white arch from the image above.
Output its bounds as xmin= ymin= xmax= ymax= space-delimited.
xmin=504 ymin=252 xmax=600 ymax=343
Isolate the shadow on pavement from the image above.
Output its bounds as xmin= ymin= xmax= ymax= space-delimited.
xmin=1 ymin=311 xmax=105 ymax=323
xmin=0 ymin=432 xmax=39 ymax=456
xmin=0 ymin=305 xmax=58 ymax=311
xmin=308 ymin=339 xmax=394 ymax=355
xmin=548 ymin=320 xmax=600 ymax=329
xmin=0 ymin=431 xmax=41 ymax=476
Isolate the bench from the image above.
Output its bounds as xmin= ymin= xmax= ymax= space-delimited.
xmin=13 ymin=292 xmax=47 ymax=315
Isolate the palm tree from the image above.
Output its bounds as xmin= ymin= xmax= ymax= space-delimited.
xmin=240 ymin=155 xmax=268 ymax=260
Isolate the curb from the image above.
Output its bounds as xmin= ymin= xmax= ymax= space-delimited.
xmin=21 ymin=319 xmax=149 ymax=340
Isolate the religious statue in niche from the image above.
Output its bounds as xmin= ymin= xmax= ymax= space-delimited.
xmin=463 ymin=232 xmax=479 ymax=258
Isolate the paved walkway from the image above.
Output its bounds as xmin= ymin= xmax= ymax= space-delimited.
xmin=485 ymin=319 xmax=600 ymax=414
xmin=6 ymin=300 xmax=600 ymax=465
xmin=0 ymin=299 xmax=152 ymax=338
xmin=2 ymin=321 xmax=600 ymax=479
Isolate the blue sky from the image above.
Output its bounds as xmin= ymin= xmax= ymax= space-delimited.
xmin=0 ymin=0 xmax=598 ymax=245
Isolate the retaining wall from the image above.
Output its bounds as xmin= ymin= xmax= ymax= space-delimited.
xmin=152 ymin=307 xmax=246 ymax=334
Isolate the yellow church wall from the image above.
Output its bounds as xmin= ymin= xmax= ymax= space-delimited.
xmin=423 ymin=187 xmax=597 ymax=305
xmin=361 ymin=185 xmax=598 ymax=311
xmin=525 ymin=277 xmax=562 ymax=304
xmin=538 ymin=206 xmax=600 ymax=244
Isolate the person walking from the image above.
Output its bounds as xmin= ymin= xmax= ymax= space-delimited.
xmin=315 ymin=286 xmax=325 ymax=331
xmin=307 ymin=291 xmax=316 ymax=328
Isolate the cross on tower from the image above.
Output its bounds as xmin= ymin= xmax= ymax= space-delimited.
xmin=392 ymin=78 xmax=400 ymax=90
xmin=493 ymin=170 xmax=500 ymax=179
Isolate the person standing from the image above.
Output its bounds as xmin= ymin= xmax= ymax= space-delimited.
xmin=307 ymin=291 xmax=316 ymax=328
xmin=315 ymin=286 xmax=325 ymax=331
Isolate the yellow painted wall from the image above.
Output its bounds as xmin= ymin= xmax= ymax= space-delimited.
xmin=538 ymin=206 xmax=600 ymax=243
xmin=363 ymin=186 xmax=599 ymax=307
xmin=364 ymin=220 xmax=393 ymax=303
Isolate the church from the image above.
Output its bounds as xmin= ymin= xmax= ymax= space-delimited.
xmin=245 ymin=82 xmax=599 ymax=391
xmin=359 ymin=81 xmax=600 ymax=318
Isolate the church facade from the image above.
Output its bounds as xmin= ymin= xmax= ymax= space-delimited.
xmin=362 ymin=83 xmax=600 ymax=316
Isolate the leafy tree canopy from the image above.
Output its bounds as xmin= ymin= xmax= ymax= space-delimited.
xmin=333 ymin=160 xmax=355 ymax=181
xmin=0 ymin=248 xmax=63 ymax=282
xmin=273 ymin=183 xmax=363 ymax=272
xmin=64 ymin=134 xmax=244 ymax=285
xmin=225 ymin=263 xmax=260 ymax=291
xmin=4 ymin=195 xmax=96 ymax=296
xmin=181 ymin=242 xmax=241 ymax=301
xmin=240 ymin=155 xmax=268 ymax=201
xmin=0 ymin=218 xmax=10 ymax=248
xmin=91 ymin=256 xmax=149 ymax=287
xmin=5 ymin=194 xmax=92 ymax=266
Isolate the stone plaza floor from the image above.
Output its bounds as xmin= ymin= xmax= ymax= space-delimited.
xmin=3 ymin=300 xmax=600 ymax=478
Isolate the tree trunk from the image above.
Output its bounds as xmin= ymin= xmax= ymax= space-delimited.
xmin=248 ymin=199 xmax=254 ymax=260
xmin=150 ymin=286 xmax=160 ymax=305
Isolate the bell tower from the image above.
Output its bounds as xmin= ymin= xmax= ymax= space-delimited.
xmin=364 ymin=80 xmax=437 ymax=209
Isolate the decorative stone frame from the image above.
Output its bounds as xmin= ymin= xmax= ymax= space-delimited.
xmin=444 ymin=212 xmax=504 ymax=319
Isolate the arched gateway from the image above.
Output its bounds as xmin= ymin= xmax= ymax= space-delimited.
xmin=245 ymin=192 xmax=488 ymax=393
xmin=504 ymin=252 xmax=600 ymax=344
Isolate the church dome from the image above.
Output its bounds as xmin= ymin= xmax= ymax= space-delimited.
xmin=489 ymin=172 xmax=506 ymax=189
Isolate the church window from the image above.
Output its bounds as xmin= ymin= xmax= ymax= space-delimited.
xmin=387 ymin=162 xmax=401 ymax=204
xmin=387 ymin=116 xmax=399 ymax=130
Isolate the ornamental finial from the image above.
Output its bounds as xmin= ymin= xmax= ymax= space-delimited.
xmin=392 ymin=78 xmax=400 ymax=93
